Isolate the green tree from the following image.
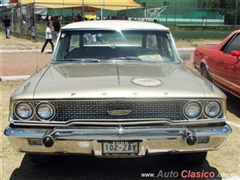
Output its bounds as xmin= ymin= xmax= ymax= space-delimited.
xmin=225 ymin=0 xmax=239 ymax=16
xmin=202 ymin=0 xmax=220 ymax=9
xmin=203 ymin=0 xmax=239 ymax=20
xmin=203 ymin=0 xmax=239 ymax=11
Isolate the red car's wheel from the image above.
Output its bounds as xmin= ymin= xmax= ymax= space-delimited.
xmin=201 ymin=66 xmax=213 ymax=82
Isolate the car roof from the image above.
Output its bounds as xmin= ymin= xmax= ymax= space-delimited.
xmin=61 ymin=20 xmax=169 ymax=31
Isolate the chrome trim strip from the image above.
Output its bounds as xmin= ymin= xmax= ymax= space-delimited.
xmin=5 ymin=125 xmax=231 ymax=138
xmin=214 ymin=84 xmax=240 ymax=98
xmin=194 ymin=63 xmax=200 ymax=69
xmin=9 ymin=118 xmax=227 ymax=127
xmin=209 ymin=72 xmax=240 ymax=89
xmin=44 ymin=125 xmax=231 ymax=138
xmin=115 ymin=61 xmax=121 ymax=85
xmin=22 ymin=82 xmax=31 ymax=94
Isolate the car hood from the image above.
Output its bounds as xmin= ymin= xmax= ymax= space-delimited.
xmin=13 ymin=62 xmax=224 ymax=99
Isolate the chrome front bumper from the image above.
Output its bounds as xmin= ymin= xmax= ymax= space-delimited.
xmin=4 ymin=124 xmax=231 ymax=156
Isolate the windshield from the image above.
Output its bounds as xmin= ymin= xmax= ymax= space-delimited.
xmin=52 ymin=30 xmax=180 ymax=63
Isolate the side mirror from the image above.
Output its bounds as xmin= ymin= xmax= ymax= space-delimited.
xmin=231 ymin=50 xmax=240 ymax=57
xmin=231 ymin=50 xmax=240 ymax=61
xmin=180 ymin=54 xmax=191 ymax=65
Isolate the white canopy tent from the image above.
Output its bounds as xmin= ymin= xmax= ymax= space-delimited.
xmin=33 ymin=5 xmax=47 ymax=14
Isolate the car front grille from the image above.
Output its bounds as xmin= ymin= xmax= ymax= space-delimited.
xmin=50 ymin=100 xmax=187 ymax=121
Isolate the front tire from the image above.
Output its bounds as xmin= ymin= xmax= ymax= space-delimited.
xmin=183 ymin=152 xmax=207 ymax=166
xmin=28 ymin=154 xmax=51 ymax=167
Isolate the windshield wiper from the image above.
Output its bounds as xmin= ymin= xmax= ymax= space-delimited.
xmin=111 ymin=56 xmax=142 ymax=61
xmin=53 ymin=58 xmax=101 ymax=63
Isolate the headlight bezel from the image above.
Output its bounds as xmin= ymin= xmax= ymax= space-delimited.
xmin=183 ymin=101 xmax=202 ymax=119
xmin=204 ymin=101 xmax=222 ymax=118
xmin=183 ymin=100 xmax=223 ymax=120
xmin=36 ymin=102 xmax=56 ymax=121
xmin=14 ymin=102 xmax=34 ymax=120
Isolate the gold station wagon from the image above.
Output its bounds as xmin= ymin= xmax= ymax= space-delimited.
xmin=4 ymin=20 xmax=231 ymax=166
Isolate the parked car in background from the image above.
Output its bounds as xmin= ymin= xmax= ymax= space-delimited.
xmin=4 ymin=20 xmax=231 ymax=167
xmin=194 ymin=29 xmax=240 ymax=98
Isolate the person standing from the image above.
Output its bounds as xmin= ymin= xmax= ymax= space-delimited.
xmin=41 ymin=22 xmax=54 ymax=54
xmin=1 ymin=15 xmax=12 ymax=38
xmin=96 ymin=33 xmax=103 ymax=44
xmin=53 ymin=16 xmax=61 ymax=37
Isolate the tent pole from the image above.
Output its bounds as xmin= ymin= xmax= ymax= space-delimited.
xmin=33 ymin=0 xmax=37 ymax=39
xmin=101 ymin=0 xmax=103 ymax=20
xmin=62 ymin=0 xmax=64 ymax=20
xmin=20 ymin=0 xmax=22 ymax=34
xmin=82 ymin=0 xmax=84 ymax=19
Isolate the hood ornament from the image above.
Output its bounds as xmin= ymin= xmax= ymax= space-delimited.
xmin=131 ymin=77 xmax=163 ymax=87
xmin=107 ymin=109 xmax=132 ymax=116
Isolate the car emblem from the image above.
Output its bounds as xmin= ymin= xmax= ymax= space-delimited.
xmin=107 ymin=110 xmax=132 ymax=116
xmin=131 ymin=77 xmax=163 ymax=87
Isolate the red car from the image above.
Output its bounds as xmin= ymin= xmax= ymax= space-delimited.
xmin=194 ymin=29 xmax=240 ymax=98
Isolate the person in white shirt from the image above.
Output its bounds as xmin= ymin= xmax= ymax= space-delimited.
xmin=91 ymin=34 xmax=97 ymax=44
xmin=41 ymin=22 xmax=54 ymax=53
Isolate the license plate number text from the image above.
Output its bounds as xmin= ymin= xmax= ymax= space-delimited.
xmin=103 ymin=141 xmax=138 ymax=154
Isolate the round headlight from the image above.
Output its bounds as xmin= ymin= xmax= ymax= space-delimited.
xmin=36 ymin=103 xmax=55 ymax=121
xmin=15 ymin=102 xmax=33 ymax=120
xmin=184 ymin=101 xmax=202 ymax=119
xmin=204 ymin=101 xmax=221 ymax=118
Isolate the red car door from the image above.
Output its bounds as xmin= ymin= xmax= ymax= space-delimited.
xmin=215 ymin=33 xmax=240 ymax=97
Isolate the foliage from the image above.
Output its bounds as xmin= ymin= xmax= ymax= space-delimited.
xmin=203 ymin=0 xmax=240 ymax=16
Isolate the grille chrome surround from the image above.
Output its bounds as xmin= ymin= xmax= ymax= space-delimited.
xmin=11 ymin=99 xmax=225 ymax=123
xmin=51 ymin=100 xmax=187 ymax=121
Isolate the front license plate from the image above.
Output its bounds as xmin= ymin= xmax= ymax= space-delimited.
xmin=102 ymin=141 xmax=138 ymax=154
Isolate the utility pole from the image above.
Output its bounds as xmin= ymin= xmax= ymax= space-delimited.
xmin=101 ymin=0 xmax=103 ymax=20
xmin=142 ymin=2 xmax=146 ymax=21
xmin=235 ymin=0 xmax=238 ymax=29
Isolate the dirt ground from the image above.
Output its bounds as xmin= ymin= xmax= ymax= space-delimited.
xmin=1 ymin=32 xmax=240 ymax=180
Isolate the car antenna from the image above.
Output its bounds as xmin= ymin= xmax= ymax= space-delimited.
xmin=36 ymin=44 xmax=39 ymax=72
